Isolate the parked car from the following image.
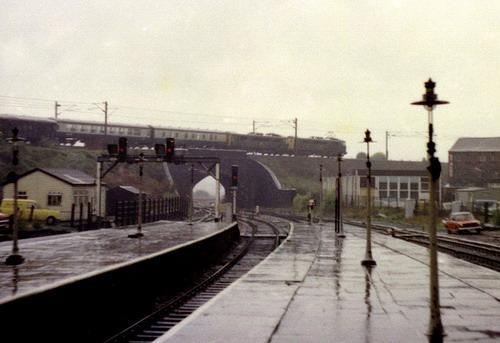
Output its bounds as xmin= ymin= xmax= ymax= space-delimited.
xmin=0 ymin=212 xmax=9 ymax=229
xmin=442 ymin=212 xmax=482 ymax=234
xmin=0 ymin=199 xmax=60 ymax=225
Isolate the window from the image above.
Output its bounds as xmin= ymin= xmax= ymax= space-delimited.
xmin=389 ymin=182 xmax=398 ymax=190
xmin=48 ymin=192 xmax=62 ymax=206
xmin=379 ymin=190 xmax=388 ymax=199
xmin=73 ymin=190 xmax=89 ymax=205
xmin=400 ymin=182 xmax=408 ymax=190
xmin=379 ymin=182 xmax=388 ymax=190
xmin=360 ymin=176 xmax=375 ymax=187
xmin=410 ymin=182 xmax=419 ymax=190
xmin=18 ymin=191 xmax=28 ymax=199
xmin=400 ymin=190 xmax=409 ymax=199
xmin=421 ymin=177 xmax=429 ymax=192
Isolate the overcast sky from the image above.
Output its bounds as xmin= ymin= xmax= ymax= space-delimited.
xmin=1 ymin=1 xmax=499 ymax=161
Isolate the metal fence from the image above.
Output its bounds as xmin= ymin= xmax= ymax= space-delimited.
xmin=114 ymin=196 xmax=188 ymax=227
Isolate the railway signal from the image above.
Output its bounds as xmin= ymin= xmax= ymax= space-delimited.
xmin=107 ymin=143 xmax=118 ymax=156
xmin=154 ymin=143 xmax=166 ymax=157
xmin=118 ymin=137 xmax=127 ymax=162
xmin=231 ymin=165 xmax=238 ymax=221
xmin=166 ymin=138 xmax=175 ymax=162
xmin=231 ymin=165 xmax=238 ymax=187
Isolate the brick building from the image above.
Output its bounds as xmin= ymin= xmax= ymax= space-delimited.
xmin=448 ymin=137 xmax=500 ymax=187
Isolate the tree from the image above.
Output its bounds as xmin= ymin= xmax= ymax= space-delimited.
xmin=356 ymin=152 xmax=367 ymax=159
xmin=372 ymin=152 xmax=387 ymax=160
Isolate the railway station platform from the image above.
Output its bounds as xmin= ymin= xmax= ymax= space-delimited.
xmin=158 ymin=222 xmax=500 ymax=343
xmin=0 ymin=220 xmax=239 ymax=342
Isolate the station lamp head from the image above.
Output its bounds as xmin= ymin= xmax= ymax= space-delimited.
xmin=364 ymin=129 xmax=372 ymax=143
xmin=411 ymin=78 xmax=449 ymax=110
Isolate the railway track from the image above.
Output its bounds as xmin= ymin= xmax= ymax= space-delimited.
xmin=104 ymin=216 xmax=286 ymax=343
xmin=344 ymin=219 xmax=500 ymax=272
xmin=262 ymin=211 xmax=500 ymax=272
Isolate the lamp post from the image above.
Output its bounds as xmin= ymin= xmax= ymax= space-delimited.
xmin=129 ymin=153 xmax=144 ymax=238
xmin=319 ymin=164 xmax=323 ymax=224
xmin=5 ymin=128 xmax=25 ymax=265
xmin=337 ymin=154 xmax=346 ymax=238
xmin=361 ymin=129 xmax=376 ymax=266
xmin=412 ymin=78 xmax=448 ymax=341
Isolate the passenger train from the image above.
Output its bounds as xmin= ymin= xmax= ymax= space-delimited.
xmin=0 ymin=114 xmax=346 ymax=157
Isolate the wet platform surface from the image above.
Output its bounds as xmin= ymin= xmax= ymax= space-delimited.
xmin=158 ymin=222 xmax=500 ymax=342
xmin=0 ymin=221 xmax=229 ymax=303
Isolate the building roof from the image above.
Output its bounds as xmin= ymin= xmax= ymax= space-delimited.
xmin=3 ymin=168 xmax=99 ymax=186
xmin=450 ymin=137 xmax=500 ymax=152
xmin=117 ymin=186 xmax=140 ymax=194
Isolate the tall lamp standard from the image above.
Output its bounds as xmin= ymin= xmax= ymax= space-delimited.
xmin=412 ymin=78 xmax=448 ymax=341
xmin=5 ymin=128 xmax=25 ymax=265
xmin=337 ymin=154 xmax=346 ymax=238
xmin=361 ymin=129 xmax=376 ymax=266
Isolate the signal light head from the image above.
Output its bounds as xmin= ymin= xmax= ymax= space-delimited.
xmin=166 ymin=138 xmax=175 ymax=162
xmin=231 ymin=165 xmax=238 ymax=187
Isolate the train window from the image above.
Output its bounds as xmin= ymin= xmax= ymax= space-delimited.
xmin=118 ymin=127 xmax=124 ymax=134
xmin=70 ymin=125 xmax=77 ymax=132
xmin=202 ymin=134 xmax=206 ymax=140
xmin=184 ymin=133 xmax=188 ymax=138
xmin=80 ymin=125 xmax=87 ymax=132
xmin=100 ymin=126 xmax=105 ymax=133
xmin=175 ymin=132 xmax=179 ymax=138
xmin=191 ymin=134 xmax=196 ymax=139
xmin=133 ymin=129 xmax=140 ymax=135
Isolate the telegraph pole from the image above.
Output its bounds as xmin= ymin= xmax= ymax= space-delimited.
xmin=252 ymin=120 xmax=256 ymax=134
xmin=54 ymin=101 xmax=61 ymax=120
xmin=412 ymin=78 xmax=448 ymax=342
xmin=385 ymin=131 xmax=389 ymax=160
xmin=293 ymin=118 xmax=298 ymax=155
xmin=104 ymin=101 xmax=108 ymax=137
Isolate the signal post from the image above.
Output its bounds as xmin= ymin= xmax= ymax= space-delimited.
xmin=96 ymin=137 xmax=221 ymax=234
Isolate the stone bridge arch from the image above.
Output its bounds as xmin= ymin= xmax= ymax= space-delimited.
xmin=165 ymin=149 xmax=296 ymax=209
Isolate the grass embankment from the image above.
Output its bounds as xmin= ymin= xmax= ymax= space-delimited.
xmin=0 ymin=143 xmax=174 ymax=196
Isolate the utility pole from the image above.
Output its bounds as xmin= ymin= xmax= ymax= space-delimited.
xmin=252 ymin=120 xmax=256 ymax=134
xmin=104 ymin=101 xmax=108 ymax=137
xmin=293 ymin=117 xmax=298 ymax=155
xmin=54 ymin=101 xmax=61 ymax=120
xmin=412 ymin=78 xmax=448 ymax=342
xmin=385 ymin=131 xmax=389 ymax=160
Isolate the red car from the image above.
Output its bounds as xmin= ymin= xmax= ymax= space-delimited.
xmin=442 ymin=212 xmax=482 ymax=234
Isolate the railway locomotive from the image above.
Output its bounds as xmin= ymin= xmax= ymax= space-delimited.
xmin=0 ymin=114 xmax=346 ymax=157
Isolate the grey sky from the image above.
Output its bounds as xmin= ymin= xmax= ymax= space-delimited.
xmin=1 ymin=1 xmax=499 ymax=161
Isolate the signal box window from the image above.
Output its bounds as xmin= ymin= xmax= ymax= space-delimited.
xmin=18 ymin=191 xmax=28 ymax=199
xmin=48 ymin=193 xmax=62 ymax=206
